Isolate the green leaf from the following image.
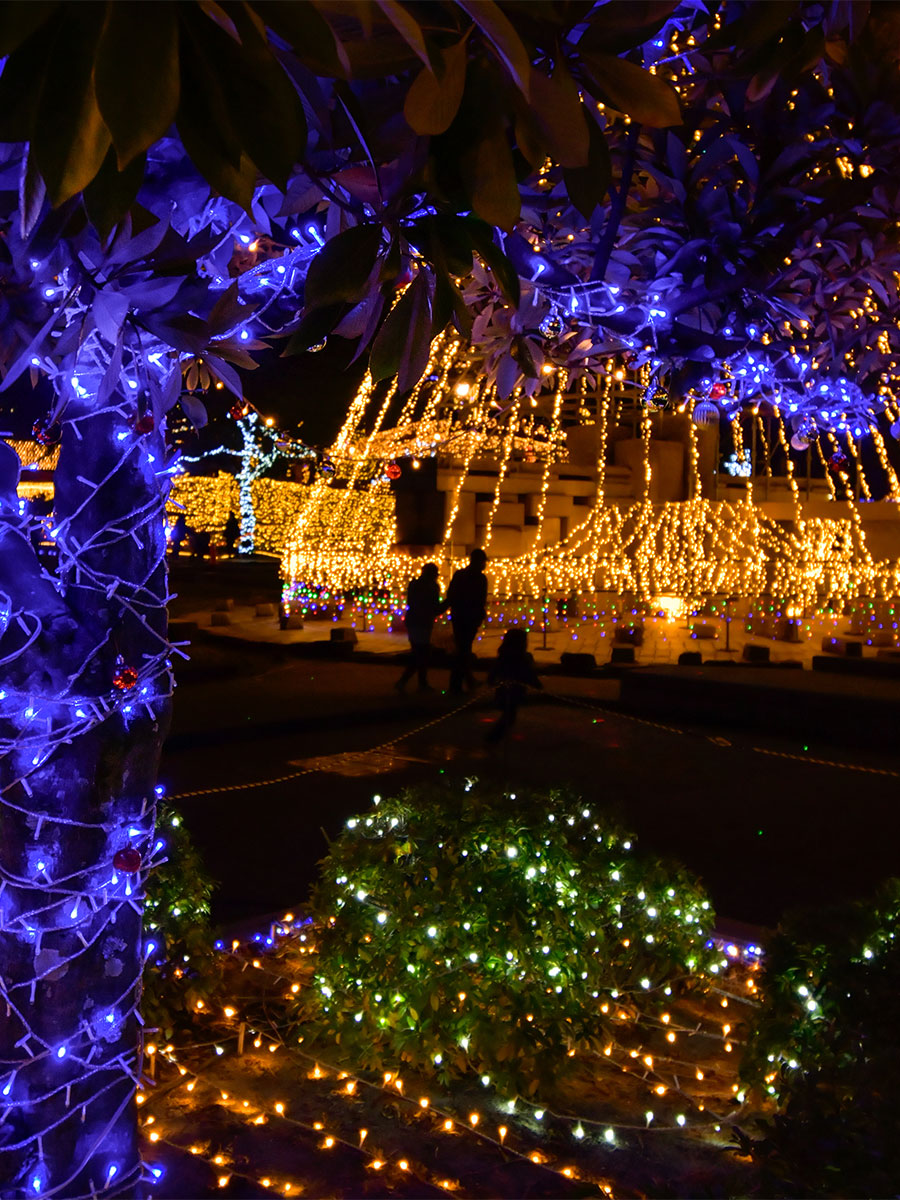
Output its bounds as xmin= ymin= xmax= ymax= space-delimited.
xmin=0 ymin=1 xmax=58 ymax=54
xmin=562 ymin=111 xmax=612 ymax=219
xmin=0 ymin=23 xmax=50 ymax=142
xmin=409 ymin=214 xmax=473 ymax=278
xmin=578 ymin=50 xmax=682 ymax=128
xmin=304 ymin=225 xmax=384 ymax=309
xmin=403 ymin=36 xmax=468 ymax=135
xmin=217 ymin=4 xmax=308 ymax=187
xmin=513 ymin=105 xmax=549 ymax=170
xmin=511 ymin=336 xmax=540 ymax=378
xmin=253 ymin=0 xmax=349 ymax=76
xmin=433 ymin=269 xmax=473 ymax=340
xmin=283 ymin=304 xmax=347 ymax=355
xmin=529 ymin=60 xmax=589 ymax=168
xmin=94 ymin=2 xmax=180 ymax=169
xmin=369 ymin=271 xmax=433 ymax=391
xmin=699 ymin=0 xmax=799 ymax=55
xmin=577 ymin=2 xmax=677 ymax=57
xmin=461 ymin=123 xmax=521 ymax=231
xmin=375 ymin=0 xmax=431 ymax=68
xmin=174 ymin=16 xmax=255 ymax=209
xmin=32 ymin=5 xmax=112 ymax=206
xmin=456 ymin=0 xmax=532 ymax=96
xmin=83 ymin=146 xmax=146 ymax=239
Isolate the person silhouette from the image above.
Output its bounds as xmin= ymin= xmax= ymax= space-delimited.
xmin=170 ymin=512 xmax=187 ymax=556
xmin=486 ymin=627 xmax=542 ymax=743
xmin=444 ymin=547 xmax=488 ymax=693
xmin=394 ymin=563 xmax=442 ymax=692
xmin=224 ymin=511 xmax=240 ymax=555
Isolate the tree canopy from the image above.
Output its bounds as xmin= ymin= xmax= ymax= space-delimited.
xmin=3 ymin=0 xmax=899 ymax=449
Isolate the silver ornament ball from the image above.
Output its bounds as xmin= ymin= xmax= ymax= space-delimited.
xmin=692 ymin=400 xmax=719 ymax=427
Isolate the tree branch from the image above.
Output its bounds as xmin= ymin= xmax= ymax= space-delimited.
xmin=591 ymin=125 xmax=640 ymax=283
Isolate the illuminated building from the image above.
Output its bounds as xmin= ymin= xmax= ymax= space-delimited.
xmin=282 ymin=338 xmax=900 ymax=649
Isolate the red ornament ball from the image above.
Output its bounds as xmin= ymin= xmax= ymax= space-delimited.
xmin=113 ymin=847 xmax=142 ymax=873
xmin=33 ymin=419 xmax=61 ymax=446
xmin=113 ymin=664 xmax=139 ymax=690
xmin=135 ymin=414 xmax=155 ymax=435
xmin=385 ymin=462 xmax=402 ymax=480
xmin=229 ymin=403 xmax=246 ymax=420
xmin=828 ymin=451 xmax=848 ymax=472
xmin=709 ymin=382 xmax=729 ymax=400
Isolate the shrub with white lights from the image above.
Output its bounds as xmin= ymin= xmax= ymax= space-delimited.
xmin=302 ymin=781 xmax=718 ymax=1100
xmin=737 ymin=880 xmax=900 ymax=1196
xmin=141 ymin=804 xmax=221 ymax=1040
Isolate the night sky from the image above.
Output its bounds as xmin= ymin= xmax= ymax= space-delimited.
xmin=0 ymin=335 xmax=367 ymax=449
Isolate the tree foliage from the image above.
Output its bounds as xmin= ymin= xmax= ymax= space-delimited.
xmin=3 ymin=0 xmax=896 ymax=419
xmin=296 ymin=781 xmax=718 ymax=1102
xmin=142 ymin=804 xmax=222 ymax=1041
xmin=736 ymin=879 xmax=900 ymax=1198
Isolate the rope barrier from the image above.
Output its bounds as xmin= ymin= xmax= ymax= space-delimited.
xmin=169 ymin=674 xmax=899 ymax=800
xmin=541 ymin=684 xmax=900 ymax=779
xmin=168 ymin=692 xmax=482 ymax=799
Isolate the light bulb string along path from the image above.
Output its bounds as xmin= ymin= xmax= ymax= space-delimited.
xmin=151 ymin=1044 xmax=590 ymax=1196
xmin=136 ymin=908 xmax=759 ymax=1198
xmin=152 ymin=1049 xmax=452 ymax=1198
xmin=146 ymin=1015 xmax=619 ymax=1195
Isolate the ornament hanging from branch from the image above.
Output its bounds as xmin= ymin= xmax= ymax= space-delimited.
xmin=112 ymin=658 xmax=139 ymax=691
xmin=539 ymin=313 xmax=564 ymax=339
xmin=32 ymin=419 xmax=61 ymax=446
xmin=112 ymin=847 xmax=142 ymax=874
xmin=798 ymin=415 xmax=818 ymax=439
xmin=692 ymin=400 xmax=720 ymax=426
xmin=643 ymin=384 xmax=669 ymax=411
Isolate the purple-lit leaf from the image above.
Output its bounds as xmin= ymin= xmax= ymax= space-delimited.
xmin=204 ymin=354 xmax=244 ymax=399
xmin=180 ymin=393 xmax=208 ymax=429
xmin=18 ymin=145 xmax=46 ymax=239
xmin=93 ymin=289 xmax=129 ymax=342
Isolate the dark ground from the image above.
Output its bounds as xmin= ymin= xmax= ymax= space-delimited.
xmin=162 ymin=557 xmax=900 ymax=933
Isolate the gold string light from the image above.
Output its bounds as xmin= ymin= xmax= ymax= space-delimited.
xmin=279 ymin=347 xmax=900 ymax=650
